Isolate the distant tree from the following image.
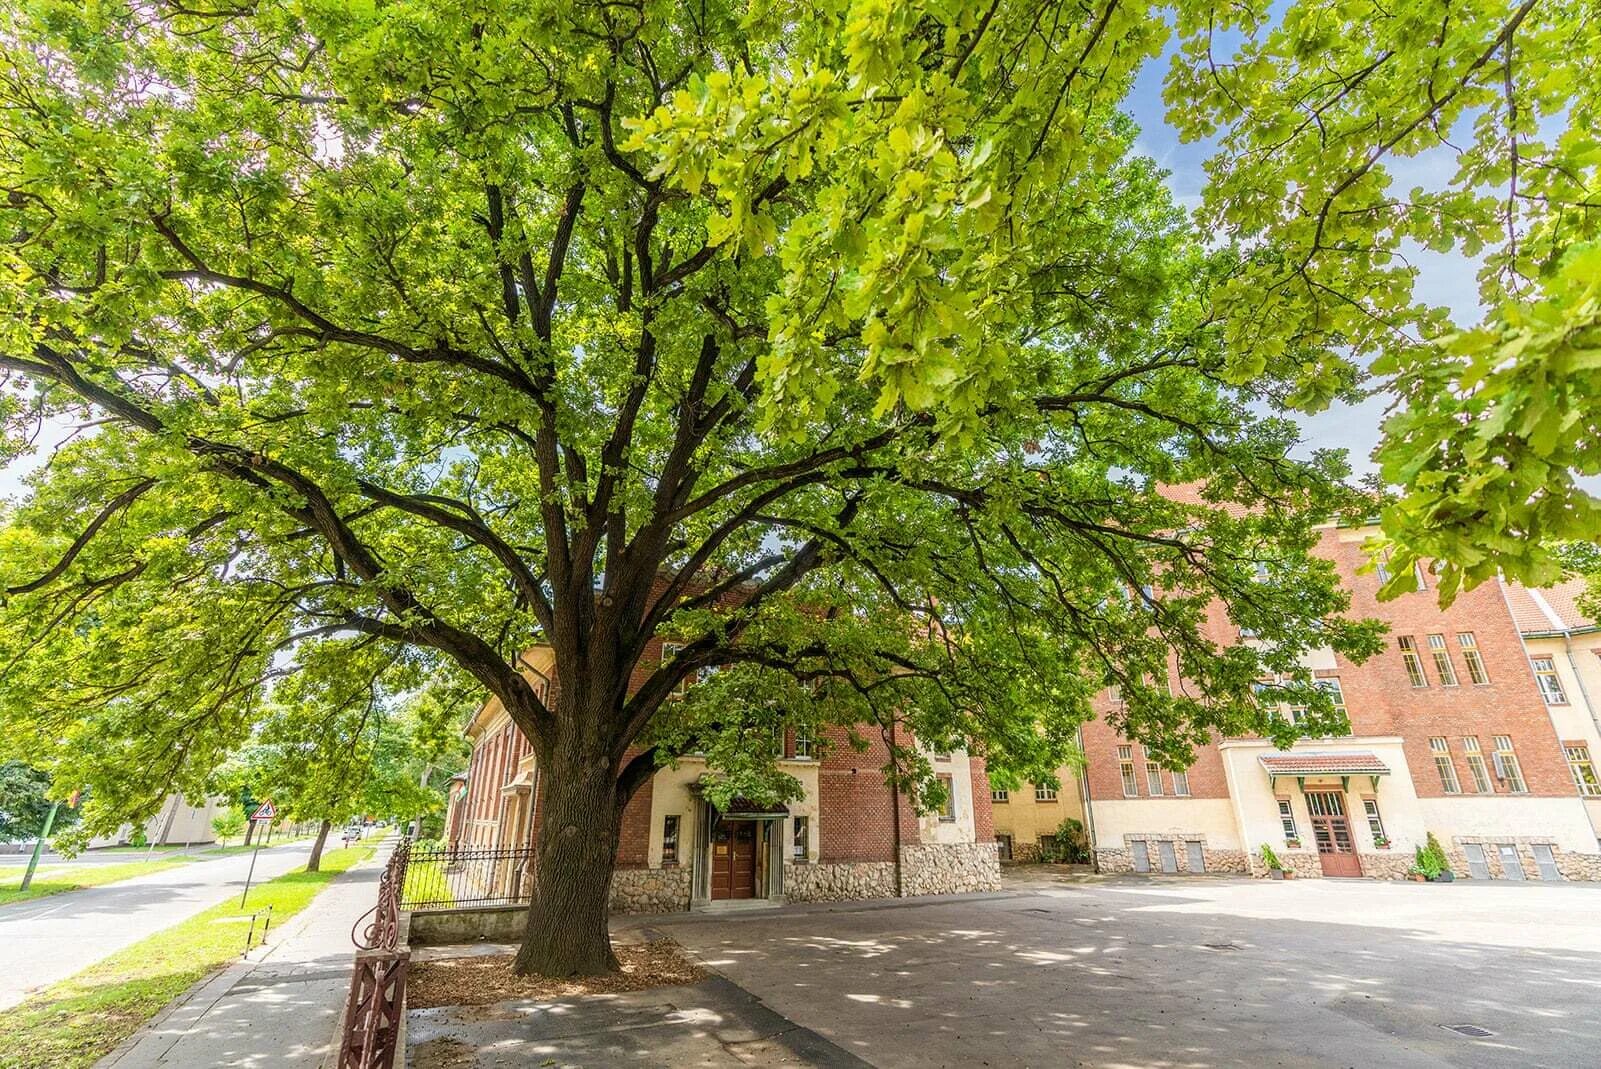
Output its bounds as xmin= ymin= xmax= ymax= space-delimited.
xmin=210 ymin=807 xmax=247 ymax=846
xmin=0 ymin=762 xmax=77 ymax=842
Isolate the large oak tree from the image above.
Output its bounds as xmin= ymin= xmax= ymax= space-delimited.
xmin=13 ymin=0 xmax=1560 ymax=976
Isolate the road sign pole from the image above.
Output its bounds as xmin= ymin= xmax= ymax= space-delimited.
xmin=240 ymin=835 xmax=262 ymax=908
xmin=19 ymin=802 xmax=61 ymax=892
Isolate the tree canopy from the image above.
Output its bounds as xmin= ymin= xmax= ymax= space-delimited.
xmin=0 ymin=0 xmax=1575 ymax=972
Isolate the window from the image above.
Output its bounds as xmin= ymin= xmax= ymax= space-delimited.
xmin=937 ymin=773 xmax=957 ymax=821
xmin=1118 ymin=746 xmax=1137 ymax=797
xmin=1315 ymin=677 xmax=1347 ymax=718
xmin=1146 ymin=761 xmax=1164 ymax=796
xmin=1531 ymin=657 xmax=1568 ymax=704
xmin=1171 ymin=769 xmax=1191 ymax=797
xmin=1107 ymin=683 xmax=1122 ymax=703
xmin=1565 ymin=745 xmax=1601 ymax=797
xmin=793 ymin=727 xmax=816 ymax=759
xmin=792 ymin=815 xmax=809 ymax=861
xmin=661 ymin=815 xmax=680 ymax=865
xmin=1427 ymin=634 xmax=1458 ymax=686
xmin=1493 ymin=735 xmax=1527 ymax=793
xmin=1497 ymin=843 xmax=1526 ymax=880
xmin=1412 ymin=560 xmax=1429 ymax=591
xmin=1034 ymin=783 xmax=1058 ymax=802
xmin=1374 ymin=551 xmax=1391 ymax=585
xmin=1430 ymin=736 xmax=1461 ymax=793
xmin=1463 ymin=736 xmax=1494 ymax=794
xmin=661 ymin=642 xmax=692 ymax=696
xmin=1277 ymin=798 xmax=1298 ymax=841
xmin=1398 ymin=637 xmax=1428 ymax=687
xmin=995 ymin=833 xmax=1013 ymax=860
xmin=1458 ymin=633 xmax=1490 ymax=684
xmin=1362 ymin=799 xmax=1386 ymax=844
xmin=990 ymin=788 xmax=1009 ymax=803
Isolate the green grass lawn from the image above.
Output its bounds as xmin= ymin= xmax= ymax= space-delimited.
xmin=0 ymin=858 xmax=191 ymax=908
xmin=401 ymin=855 xmax=457 ymax=908
xmin=0 ymin=842 xmax=378 ymax=1069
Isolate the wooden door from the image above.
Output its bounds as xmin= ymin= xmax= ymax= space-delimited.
xmin=1306 ymin=792 xmax=1362 ymax=877
xmin=729 ymin=821 xmax=758 ymax=899
xmin=710 ymin=820 xmax=759 ymax=900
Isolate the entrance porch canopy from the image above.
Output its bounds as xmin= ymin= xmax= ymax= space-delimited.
xmin=688 ymin=780 xmax=789 ymax=820
xmin=1260 ymin=751 xmax=1390 ymax=792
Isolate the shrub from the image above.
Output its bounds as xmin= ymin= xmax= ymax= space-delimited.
xmin=1038 ymin=818 xmax=1090 ymax=864
xmin=1410 ymin=832 xmax=1451 ymax=880
xmin=1258 ymin=843 xmax=1283 ymax=871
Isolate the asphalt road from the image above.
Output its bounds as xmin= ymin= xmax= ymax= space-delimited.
xmin=650 ymin=872 xmax=1601 ymax=1068
xmin=0 ymin=837 xmax=341 ymax=1010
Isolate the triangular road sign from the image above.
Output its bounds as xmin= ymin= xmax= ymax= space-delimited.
xmin=249 ymin=800 xmax=277 ymax=822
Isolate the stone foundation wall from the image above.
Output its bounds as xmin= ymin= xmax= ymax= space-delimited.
xmin=1555 ymin=852 xmax=1601 ymax=881
xmin=1244 ymin=849 xmax=1322 ymax=878
xmin=1355 ymin=852 xmax=1412 ymax=880
xmin=899 ymin=842 xmax=1001 ymax=896
xmin=1095 ymin=834 xmax=1245 ymax=876
xmin=609 ymin=866 xmax=692 ymax=913
xmin=784 ymin=860 xmax=897 ymax=902
xmin=1009 ymin=840 xmax=1043 ymax=864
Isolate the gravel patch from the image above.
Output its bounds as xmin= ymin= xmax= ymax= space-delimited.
xmin=407 ymin=940 xmax=706 ymax=1009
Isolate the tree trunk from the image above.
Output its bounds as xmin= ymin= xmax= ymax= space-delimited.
xmin=514 ymin=745 xmax=623 ymax=977
xmin=305 ymin=818 xmax=332 ymax=873
xmin=243 ymin=817 xmax=255 ymax=847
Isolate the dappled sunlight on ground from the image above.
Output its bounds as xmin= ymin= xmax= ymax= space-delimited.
xmin=641 ymin=876 xmax=1601 ymax=1068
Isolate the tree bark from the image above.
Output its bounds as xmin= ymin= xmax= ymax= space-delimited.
xmin=305 ymin=818 xmax=332 ymax=873
xmin=513 ymin=741 xmax=623 ymax=977
xmin=243 ymin=817 xmax=255 ymax=847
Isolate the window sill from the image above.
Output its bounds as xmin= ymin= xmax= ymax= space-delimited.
xmin=938 ymin=817 xmax=956 ymax=823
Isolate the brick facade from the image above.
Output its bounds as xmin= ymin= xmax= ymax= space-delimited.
xmin=1082 ymin=522 xmax=1601 ymax=881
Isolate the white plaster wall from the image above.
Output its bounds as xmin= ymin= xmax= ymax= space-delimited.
xmin=1525 ymin=635 xmax=1601 ymax=753
xmin=1416 ymin=796 xmax=1599 ymax=852
xmin=1089 ymin=799 xmax=1240 ymax=850
xmin=645 ymin=756 xmax=822 ymax=867
xmin=1219 ymin=737 xmax=1424 ymax=855
xmin=918 ymin=751 xmax=978 ymax=844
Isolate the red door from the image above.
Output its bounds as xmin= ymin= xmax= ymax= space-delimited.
xmin=1306 ymin=792 xmax=1363 ymax=877
xmin=710 ymin=821 xmax=759 ymax=900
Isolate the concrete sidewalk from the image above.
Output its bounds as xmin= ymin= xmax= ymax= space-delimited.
xmin=98 ymin=840 xmax=390 ymax=1069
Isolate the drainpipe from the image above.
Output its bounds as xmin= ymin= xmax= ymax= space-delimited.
xmin=889 ymin=717 xmax=904 ymax=898
xmin=1076 ymin=725 xmax=1100 ymax=874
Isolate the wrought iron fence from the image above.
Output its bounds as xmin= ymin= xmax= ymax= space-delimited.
xmin=398 ymin=842 xmax=537 ymax=910
xmin=340 ymin=839 xmax=411 ymax=1069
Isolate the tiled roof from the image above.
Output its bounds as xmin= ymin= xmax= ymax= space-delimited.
xmin=1501 ymin=577 xmax=1597 ymax=634
xmin=1259 ymin=752 xmax=1390 ymax=776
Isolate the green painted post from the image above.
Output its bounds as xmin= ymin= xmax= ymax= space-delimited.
xmin=19 ymin=801 xmax=62 ymax=892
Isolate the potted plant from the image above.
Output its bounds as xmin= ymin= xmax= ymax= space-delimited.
xmin=1259 ymin=843 xmax=1293 ymax=879
xmin=1423 ymin=833 xmax=1454 ymax=881
xmin=1372 ymin=834 xmax=1390 ymax=850
xmin=1409 ymin=833 xmax=1453 ymax=882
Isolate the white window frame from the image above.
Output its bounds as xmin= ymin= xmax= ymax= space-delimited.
xmin=1171 ymin=769 xmax=1191 ymax=797
xmin=1457 ymin=632 xmax=1490 ymax=685
xmin=1430 ymin=736 xmax=1461 ymax=793
xmin=1399 ymin=637 xmax=1428 ymax=688
xmin=1118 ymin=746 xmax=1137 ymax=797
xmin=1565 ymin=745 xmax=1601 ymax=797
xmin=1463 ymin=736 xmax=1494 ymax=794
xmin=1531 ymin=657 xmax=1568 ymax=705
xmin=1145 ymin=761 xmax=1164 ymax=796
xmin=990 ymin=788 xmax=1009 ymax=803
xmin=1427 ymin=634 xmax=1458 ymax=686
xmin=1277 ymin=798 xmax=1298 ymax=841
xmin=1493 ymin=735 xmax=1528 ymax=793
xmin=936 ymin=772 xmax=957 ymax=821
xmin=1034 ymin=783 xmax=1058 ymax=803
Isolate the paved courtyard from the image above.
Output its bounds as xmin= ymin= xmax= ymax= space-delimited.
xmin=639 ymin=874 xmax=1601 ymax=1068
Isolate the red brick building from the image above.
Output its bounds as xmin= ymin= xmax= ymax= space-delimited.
xmin=451 ymin=636 xmax=999 ymax=913
xmin=1079 ymin=521 xmax=1601 ymax=881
